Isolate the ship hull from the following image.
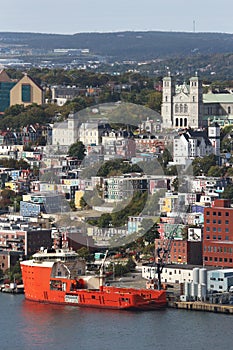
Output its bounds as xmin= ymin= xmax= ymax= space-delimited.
xmin=21 ymin=260 xmax=167 ymax=311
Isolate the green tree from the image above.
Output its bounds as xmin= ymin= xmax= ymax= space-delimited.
xmin=68 ymin=141 xmax=86 ymax=160
xmin=192 ymin=154 xmax=218 ymax=176
xmin=76 ymin=247 xmax=93 ymax=262
xmin=145 ymin=91 xmax=162 ymax=112
xmin=221 ymin=183 xmax=233 ymax=201
xmin=98 ymin=213 xmax=112 ymax=228
xmin=207 ymin=165 xmax=224 ymax=177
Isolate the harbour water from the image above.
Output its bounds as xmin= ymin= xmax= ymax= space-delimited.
xmin=1 ymin=293 xmax=233 ymax=350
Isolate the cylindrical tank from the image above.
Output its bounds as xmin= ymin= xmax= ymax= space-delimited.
xmin=191 ymin=282 xmax=199 ymax=299
xmin=201 ymin=284 xmax=207 ymax=301
xmin=184 ymin=281 xmax=192 ymax=298
xmin=193 ymin=268 xmax=200 ymax=284
xmin=199 ymin=268 xmax=207 ymax=285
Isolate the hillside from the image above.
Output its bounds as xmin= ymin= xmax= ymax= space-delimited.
xmin=1 ymin=31 xmax=233 ymax=61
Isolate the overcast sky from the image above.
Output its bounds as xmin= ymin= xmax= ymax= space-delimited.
xmin=1 ymin=0 xmax=233 ymax=34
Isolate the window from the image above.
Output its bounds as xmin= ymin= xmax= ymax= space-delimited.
xmin=226 ymin=212 xmax=229 ymax=216
xmin=225 ymin=220 xmax=229 ymax=225
xmin=213 ymin=211 xmax=216 ymax=216
xmin=218 ymin=212 xmax=222 ymax=216
xmin=218 ymin=220 xmax=221 ymax=224
xmin=22 ymin=84 xmax=31 ymax=102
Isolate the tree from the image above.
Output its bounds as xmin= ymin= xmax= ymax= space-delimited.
xmin=98 ymin=213 xmax=112 ymax=228
xmin=207 ymin=165 xmax=224 ymax=177
xmin=76 ymin=247 xmax=93 ymax=262
xmin=145 ymin=91 xmax=162 ymax=112
xmin=192 ymin=154 xmax=218 ymax=176
xmin=68 ymin=141 xmax=86 ymax=160
xmin=222 ymin=183 xmax=233 ymax=201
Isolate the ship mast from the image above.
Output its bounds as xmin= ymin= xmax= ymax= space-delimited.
xmin=99 ymin=250 xmax=108 ymax=289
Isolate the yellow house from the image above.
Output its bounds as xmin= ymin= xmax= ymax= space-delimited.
xmin=75 ymin=190 xmax=85 ymax=209
xmin=10 ymin=74 xmax=44 ymax=107
xmin=160 ymin=196 xmax=172 ymax=213
xmin=5 ymin=181 xmax=18 ymax=191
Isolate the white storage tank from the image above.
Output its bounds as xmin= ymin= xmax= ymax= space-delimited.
xmin=191 ymin=282 xmax=199 ymax=299
xmin=199 ymin=268 xmax=207 ymax=285
xmin=184 ymin=281 xmax=192 ymax=298
xmin=193 ymin=268 xmax=200 ymax=284
xmin=201 ymin=284 xmax=207 ymax=301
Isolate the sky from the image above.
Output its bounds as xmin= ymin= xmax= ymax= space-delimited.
xmin=1 ymin=0 xmax=233 ymax=35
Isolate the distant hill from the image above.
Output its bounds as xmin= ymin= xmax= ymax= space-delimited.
xmin=1 ymin=31 xmax=233 ymax=61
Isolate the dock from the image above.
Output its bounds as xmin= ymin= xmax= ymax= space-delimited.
xmin=169 ymin=301 xmax=233 ymax=314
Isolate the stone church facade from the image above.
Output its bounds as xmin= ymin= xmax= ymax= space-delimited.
xmin=161 ymin=73 xmax=203 ymax=129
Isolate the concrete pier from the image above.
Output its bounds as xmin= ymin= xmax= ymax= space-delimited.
xmin=169 ymin=301 xmax=233 ymax=314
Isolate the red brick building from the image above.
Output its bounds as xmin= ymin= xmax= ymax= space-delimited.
xmin=203 ymin=199 xmax=233 ymax=267
xmin=155 ymin=238 xmax=202 ymax=265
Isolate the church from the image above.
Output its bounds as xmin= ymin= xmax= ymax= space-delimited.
xmin=161 ymin=73 xmax=233 ymax=129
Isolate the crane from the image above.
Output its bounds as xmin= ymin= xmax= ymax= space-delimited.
xmin=156 ymin=225 xmax=178 ymax=290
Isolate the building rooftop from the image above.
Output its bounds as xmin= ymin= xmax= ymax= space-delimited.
xmin=203 ymin=93 xmax=233 ymax=103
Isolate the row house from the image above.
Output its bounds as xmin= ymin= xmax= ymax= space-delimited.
xmin=103 ymin=174 xmax=148 ymax=202
xmin=135 ymin=134 xmax=165 ymax=154
xmin=0 ymin=221 xmax=52 ymax=258
xmin=190 ymin=176 xmax=229 ymax=194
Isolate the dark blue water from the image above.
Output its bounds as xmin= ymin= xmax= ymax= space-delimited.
xmin=0 ymin=293 xmax=233 ymax=350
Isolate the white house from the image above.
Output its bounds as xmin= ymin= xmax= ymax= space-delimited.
xmin=173 ymin=127 xmax=218 ymax=165
xmin=52 ymin=112 xmax=79 ymax=146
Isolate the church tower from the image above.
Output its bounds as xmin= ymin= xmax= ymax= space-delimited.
xmin=68 ymin=112 xmax=79 ymax=144
xmin=189 ymin=74 xmax=203 ymax=128
xmin=161 ymin=73 xmax=175 ymax=129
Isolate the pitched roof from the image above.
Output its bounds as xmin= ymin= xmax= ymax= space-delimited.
xmin=0 ymin=69 xmax=12 ymax=83
xmin=186 ymin=129 xmax=212 ymax=146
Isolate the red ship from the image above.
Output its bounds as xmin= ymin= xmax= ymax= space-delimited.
xmin=20 ymin=246 xmax=167 ymax=311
